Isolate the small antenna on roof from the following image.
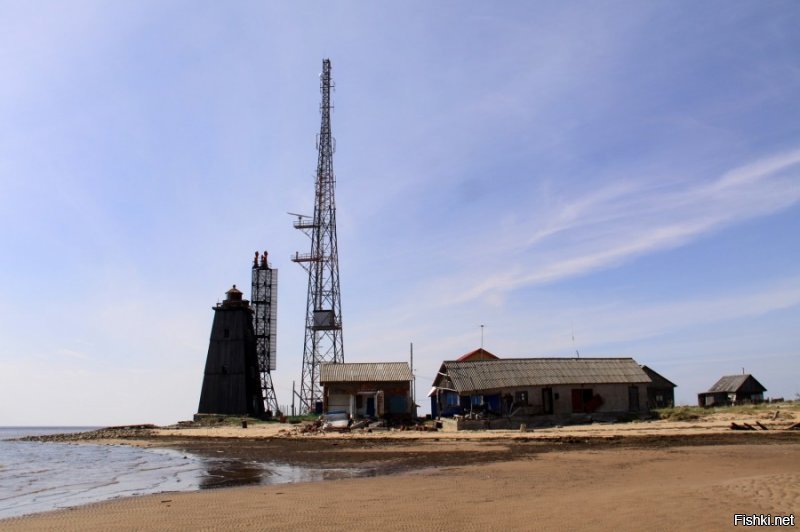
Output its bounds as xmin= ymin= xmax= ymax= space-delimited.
xmin=572 ymin=321 xmax=580 ymax=358
xmin=480 ymin=324 xmax=484 ymax=349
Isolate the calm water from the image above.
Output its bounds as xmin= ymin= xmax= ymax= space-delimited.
xmin=0 ymin=427 xmax=368 ymax=520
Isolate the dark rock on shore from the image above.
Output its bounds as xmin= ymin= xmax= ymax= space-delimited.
xmin=18 ymin=425 xmax=158 ymax=442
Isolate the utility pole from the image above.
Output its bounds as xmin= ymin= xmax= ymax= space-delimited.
xmin=410 ymin=342 xmax=415 ymax=418
xmin=292 ymin=58 xmax=345 ymax=414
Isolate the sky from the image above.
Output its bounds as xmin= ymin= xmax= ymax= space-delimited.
xmin=1 ymin=1 xmax=799 ymax=425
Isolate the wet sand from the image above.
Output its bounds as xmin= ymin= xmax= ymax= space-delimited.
xmin=5 ymin=411 xmax=799 ymax=530
xmin=2 ymin=442 xmax=798 ymax=531
xmin=145 ymin=430 xmax=800 ymax=472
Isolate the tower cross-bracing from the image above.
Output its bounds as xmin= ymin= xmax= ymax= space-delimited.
xmin=292 ymin=58 xmax=344 ymax=414
xmin=252 ymin=251 xmax=280 ymax=416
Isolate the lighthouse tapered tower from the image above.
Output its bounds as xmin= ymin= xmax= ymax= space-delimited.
xmin=197 ymin=286 xmax=265 ymax=418
xmin=292 ymin=58 xmax=344 ymax=414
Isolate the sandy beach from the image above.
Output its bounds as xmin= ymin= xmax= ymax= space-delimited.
xmin=4 ymin=409 xmax=799 ymax=531
xmin=2 ymin=443 xmax=797 ymax=531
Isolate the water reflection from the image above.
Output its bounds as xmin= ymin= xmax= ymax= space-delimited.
xmin=195 ymin=457 xmax=376 ymax=490
xmin=201 ymin=460 xmax=264 ymax=488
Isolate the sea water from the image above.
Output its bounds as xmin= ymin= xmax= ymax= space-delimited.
xmin=0 ymin=427 xmax=205 ymax=519
xmin=0 ymin=427 xmax=369 ymax=520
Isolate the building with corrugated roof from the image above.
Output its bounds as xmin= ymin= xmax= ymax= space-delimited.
xmin=320 ymin=362 xmax=414 ymax=419
xmin=697 ymin=374 xmax=766 ymax=407
xmin=430 ymin=356 xmax=652 ymax=421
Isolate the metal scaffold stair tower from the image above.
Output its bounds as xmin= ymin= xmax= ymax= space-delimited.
xmin=292 ymin=58 xmax=344 ymax=414
xmin=252 ymin=251 xmax=280 ymax=416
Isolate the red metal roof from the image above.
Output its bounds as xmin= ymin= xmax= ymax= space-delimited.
xmin=456 ymin=348 xmax=500 ymax=362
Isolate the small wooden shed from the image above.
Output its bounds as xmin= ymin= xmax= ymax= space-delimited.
xmin=320 ymin=362 xmax=414 ymax=419
xmin=641 ymin=365 xmax=677 ymax=408
xmin=697 ymin=374 xmax=766 ymax=407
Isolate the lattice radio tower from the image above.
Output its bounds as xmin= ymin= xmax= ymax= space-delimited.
xmin=251 ymin=250 xmax=280 ymax=416
xmin=291 ymin=58 xmax=344 ymax=413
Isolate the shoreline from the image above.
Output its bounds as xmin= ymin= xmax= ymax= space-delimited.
xmin=19 ymin=420 xmax=800 ymax=477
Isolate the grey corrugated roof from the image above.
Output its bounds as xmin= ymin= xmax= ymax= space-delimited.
xmin=436 ymin=358 xmax=650 ymax=394
xmin=706 ymin=374 xmax=765 ymax=393
xmin=320 ymin=362 xmax=412 ymax=383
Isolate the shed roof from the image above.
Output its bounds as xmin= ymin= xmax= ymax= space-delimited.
xmin=705 ymin=374 xmax=766 ymax=394
xmin=434 ymin=358 xmax=650 ymax=394
xmin=320 ymin=362 xmax=412 ymax=383
xmin=641 ymin=365 xmax=677 ymax=388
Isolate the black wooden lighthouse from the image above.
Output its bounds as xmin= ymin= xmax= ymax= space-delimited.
xmin=197 ymin=285 xmax=265 ymax=418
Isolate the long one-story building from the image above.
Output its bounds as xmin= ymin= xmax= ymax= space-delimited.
xmin=430 ymin=357 xmax=652 ymax=420
xmin=320 ymin=362 xmax=414 ymax=420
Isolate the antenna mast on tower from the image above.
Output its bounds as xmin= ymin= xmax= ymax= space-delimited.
xmin=291 ymin=58 xmax=344 ymax=413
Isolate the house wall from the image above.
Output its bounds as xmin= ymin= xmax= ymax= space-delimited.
xmin=431 ymin=390 xmax=461 ymax=418
xmin=440 ymin=383 xmax=650 ymax=418
xmin=698 ymin=391 xmax=764 ymax=407
xmin=647 ymin=387 xmax=675 ymax=408
xmin=737 ymin=392 xmax=764 ymax=404
xmin=549 ymin=384 xmax=648 ymax=415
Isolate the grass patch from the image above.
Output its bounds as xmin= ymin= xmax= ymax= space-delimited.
xmin=655 ymin=401 xmax=799 ymax=422
xmin=720 ymin=402 xmax=799 ymax=415
xmin=654 ymin=406 xmax=706 ymax=421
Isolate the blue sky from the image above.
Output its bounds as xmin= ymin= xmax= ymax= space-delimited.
xmin=1 ymin=2 xmax=798 ymax=425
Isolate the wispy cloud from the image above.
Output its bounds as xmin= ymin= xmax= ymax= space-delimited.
xmin=712 ymin=148 xmax=800 ymax=191
xmin=543 ymin=276 xmax=800 ymax=352
xmin=444 ymin=147 xmax=800 ymax=303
